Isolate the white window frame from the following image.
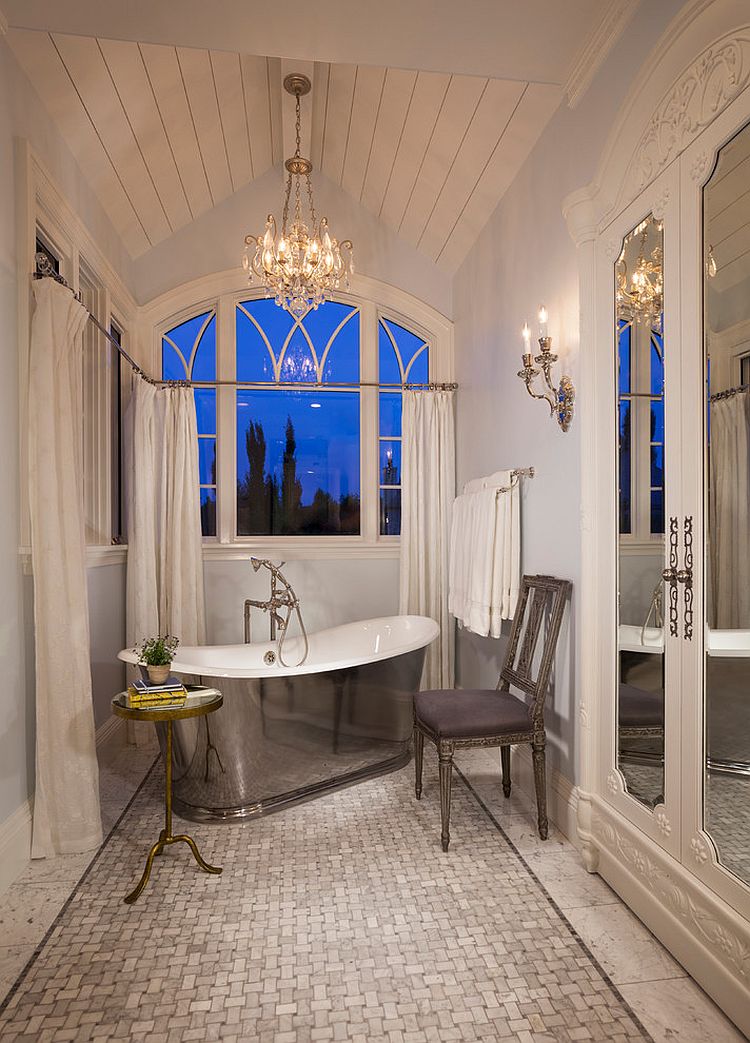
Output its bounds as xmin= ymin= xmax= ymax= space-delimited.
xmin=140 ymin=269 xmax=453 ymax=560
xmin=619 ymin=317 xmax=665 ymax=554
xmin=17 ymin=142 xmax=137 ymax=568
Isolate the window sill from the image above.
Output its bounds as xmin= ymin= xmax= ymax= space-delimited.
xmin=19 ymin=544 xmax=129 ymax=574
xmin=203 ymin=540 xmax=400 ymax=562
xmin=19 ymin=540 xmax=400 ymax=574
xmin=619 ymin=539 xmax=664 ymax=556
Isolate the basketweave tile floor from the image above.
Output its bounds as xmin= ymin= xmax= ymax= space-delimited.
xmin=0 ymin=742 xmax=743 ymax=1043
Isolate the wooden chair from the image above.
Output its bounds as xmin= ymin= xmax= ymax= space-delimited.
xmin=413 ymin=574 xmax=571 ymax=850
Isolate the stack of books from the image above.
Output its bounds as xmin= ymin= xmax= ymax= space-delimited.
xmin=127 ymin=676 xmax=187 ymax=709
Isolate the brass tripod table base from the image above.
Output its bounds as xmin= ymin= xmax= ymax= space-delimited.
xmin=112 ymin=688 xmax=224 ymax=905
xmin=124 ymin=828 xmax=222 ymax=905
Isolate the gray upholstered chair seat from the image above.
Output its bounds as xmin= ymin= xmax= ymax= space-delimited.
xmin=414 ymin=689 xmax=532 ymax=739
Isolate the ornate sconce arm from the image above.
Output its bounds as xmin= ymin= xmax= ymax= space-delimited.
xmin=516 ymin=320 xmax=575 ymax=432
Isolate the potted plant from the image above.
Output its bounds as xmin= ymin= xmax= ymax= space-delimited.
xmin=136 ymin=635 xmax=179 ymax=685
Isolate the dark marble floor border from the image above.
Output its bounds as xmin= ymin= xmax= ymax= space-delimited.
xmin=0 ymin=755 xmax=657 ymax=1041
xmin=453 ymin=763 xmax=656 ymax=1042
xmin=0 ymin=755 xmax=161 ymax=1018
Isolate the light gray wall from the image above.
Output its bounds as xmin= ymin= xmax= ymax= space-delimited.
xmin=204 ymin=558 xmax=399 ymax=645
xmin=452 ymin=0 xmax=687 ymax=786
xmin=0 ymin=37 xmax=134 ymax=827
xmin=87 ymin=565 xmax=127 ymax=729
xmin=132 ymin=167 xmax=453 ymax=318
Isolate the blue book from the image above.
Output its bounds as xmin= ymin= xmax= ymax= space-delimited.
xmin=131 ymin=675 xmax=184 ymax=694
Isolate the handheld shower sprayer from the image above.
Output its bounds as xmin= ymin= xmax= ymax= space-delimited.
xmin=244 ymin=559 xmax=308 ymax=666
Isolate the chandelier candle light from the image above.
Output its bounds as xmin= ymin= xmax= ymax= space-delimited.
xmin=243 ymin=74 xmax=353 ymax=318
xmin=615 ymin=219 xmax=663 ymax=333
xmin=517 ymin=306 xmax=575 ymax=432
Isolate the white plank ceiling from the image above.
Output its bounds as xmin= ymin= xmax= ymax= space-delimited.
xmin=9 ymin=30 xmax=560 ymax=271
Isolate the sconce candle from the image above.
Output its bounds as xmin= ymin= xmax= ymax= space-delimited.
xmin=516 ymin=307 xmax=575 ymax=432
xmin=538 ymin=306 xmax=548 ymax=340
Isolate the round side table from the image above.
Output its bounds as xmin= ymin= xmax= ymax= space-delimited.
xmin=112 ymin=688 xmax=224 ymax=904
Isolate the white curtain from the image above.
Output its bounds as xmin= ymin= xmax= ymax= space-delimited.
xmin=399 ymin=389 xmax=455 ymax=689
xmin=28 ymin=279 xmax=102 ymax=858
xmin=126 ymin=381 xmax=206 ymax=654
xmin=710 ymin=393 xmax=750 ymax=628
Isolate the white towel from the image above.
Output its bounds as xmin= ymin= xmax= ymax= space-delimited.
xmin=448 ymin=470 xmax=520 ymax=637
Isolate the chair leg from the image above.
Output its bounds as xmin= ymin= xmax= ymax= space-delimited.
xmin=414 ymin=727 xmax=424 ymax=800
xmin=500 ymin=746 xmax=511 ymax=798
xmin=532 ymin=740 xmax=548 ymax=840
xmin=438 ymin=741 xmax=454 ymax=851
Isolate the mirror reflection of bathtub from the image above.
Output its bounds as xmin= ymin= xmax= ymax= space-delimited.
xmin=119 ymin=614 xmax=438 ymax=822
xmin=618 ymin=624 xmax=750 ymax=656
xmin=617 ymin=625 xmax=750 ymax=776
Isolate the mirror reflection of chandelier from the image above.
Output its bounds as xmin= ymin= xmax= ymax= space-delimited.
xmin=242 ymin=74 xmax=354 ymax=318
xmin=616 ymin=220 xmax=663 ymax=333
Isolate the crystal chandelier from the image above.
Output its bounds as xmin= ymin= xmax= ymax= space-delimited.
xmin=243 ymin=74 xmax=353 ymax=318
xmin=616 ymin=221 xmax=663 ymax=333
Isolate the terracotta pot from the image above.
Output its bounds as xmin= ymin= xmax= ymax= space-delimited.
xmin=146 ymin=664 xmax=170 ymax=684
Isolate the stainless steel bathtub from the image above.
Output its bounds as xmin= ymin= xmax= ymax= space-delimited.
xmin=121 ymin=615 xmax=438 ymax=822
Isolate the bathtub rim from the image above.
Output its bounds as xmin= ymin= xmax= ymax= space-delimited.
xmin=119 ymin=613 xmax=439 ymax=679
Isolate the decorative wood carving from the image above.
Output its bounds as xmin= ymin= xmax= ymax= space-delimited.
xmin=655 ymin=807 xmax=672 ymax=837
xmin=651 ymin=186 xmax=671 ymax=222
xmin=690 ymin=150 xmax=712 ymax=184
xmin=625 ymin=33 xmax=750 ymax=198
xmin=593 ymin=814 xmax=750 ymax=981
xmin=690 ymin=835 xmax=710 ymax=866
xmin=607 ymin=770 xmax=621 ymax=795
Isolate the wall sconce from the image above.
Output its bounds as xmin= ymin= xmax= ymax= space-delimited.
xmin=517 ymin=306 xmax=575 ymax=432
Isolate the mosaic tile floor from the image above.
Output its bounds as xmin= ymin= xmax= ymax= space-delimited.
xmin=0 ymin=743 xmax=744 ymax=1043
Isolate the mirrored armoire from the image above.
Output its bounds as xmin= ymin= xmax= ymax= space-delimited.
xmin=565 ymin=2 xmax=750 ymax=1033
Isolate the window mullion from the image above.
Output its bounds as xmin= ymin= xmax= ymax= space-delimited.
xmin=216 ymin=295 xmax=234 ymax=544
xmin=360 ymin=300 xmax=378 ymax=543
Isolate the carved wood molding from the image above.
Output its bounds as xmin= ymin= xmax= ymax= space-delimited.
xmin=624 ymin=31 xmax=750 ymax=198
xmin=593 ymin=814 xmax=750 ymax=981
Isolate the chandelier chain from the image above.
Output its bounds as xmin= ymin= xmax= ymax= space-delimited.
xmin=242 ymin=72 xmax=354 ymax=318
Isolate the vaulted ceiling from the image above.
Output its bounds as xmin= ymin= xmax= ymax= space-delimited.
xmin=5 ymin=1 xmax=641 ymax=275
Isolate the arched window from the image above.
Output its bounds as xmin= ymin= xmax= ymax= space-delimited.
xmin=235 ymin=300 xmax=361 ymax=536
xmin=154 ymin=280 xmax=452 ymax=547
xmin=162 ymin=310 xmax=217 ymax=535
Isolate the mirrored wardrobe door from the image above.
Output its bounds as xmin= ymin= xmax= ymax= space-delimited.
xmin=702 ymin=117 xmax=750 ymax=889
xmin=599 ymin=162 xmax=682 ymax=854
xmin=615 ymin=214 xmax=667 ymax=810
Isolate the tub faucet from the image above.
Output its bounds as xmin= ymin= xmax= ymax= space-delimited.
xmin=640 ymin=579 xmax=664 ymax=646
xmin=244 ymin=559 xmax=309 ymax=666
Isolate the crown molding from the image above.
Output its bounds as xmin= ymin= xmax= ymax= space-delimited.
xmin=564 ymin=0 xmax=642 ymax=109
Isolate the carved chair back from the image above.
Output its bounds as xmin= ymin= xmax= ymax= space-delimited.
xmin=497 ymin=575 xmax=571 ymax=729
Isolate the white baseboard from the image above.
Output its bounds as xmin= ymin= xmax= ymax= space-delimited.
xmin=510 ymin=745 xmax=580 ymax=845
xmin=0 ymin=713 xmax=128 ymax=899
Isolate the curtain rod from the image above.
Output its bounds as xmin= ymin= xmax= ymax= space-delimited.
xmin=33 ymin=255 xmax=158 ymax=385
xmin=710 ymin=383 xmax=749 ymax=402
xmin=32 ymin=260 xmax=458 ymax=393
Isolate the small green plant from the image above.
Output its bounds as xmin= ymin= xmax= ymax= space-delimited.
xmin=136 ymin=635 xmax=179 ymax=667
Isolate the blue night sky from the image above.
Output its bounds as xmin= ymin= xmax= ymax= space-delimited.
xmin=162 ymin=299 xmax=428 ymax=505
